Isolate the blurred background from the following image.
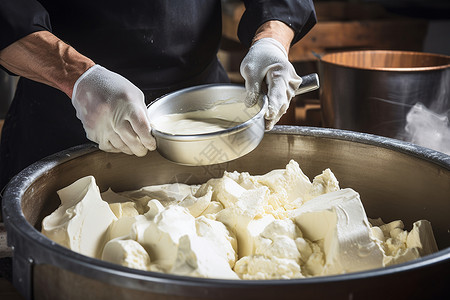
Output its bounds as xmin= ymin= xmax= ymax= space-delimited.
xmin=219 ymin=0 xmax=450 ymax=128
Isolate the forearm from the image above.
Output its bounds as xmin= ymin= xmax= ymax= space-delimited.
xmin=252 ymin=20 xmax=295 ymax=54
xmin=0 ymin=31 xmax=94 ymax=98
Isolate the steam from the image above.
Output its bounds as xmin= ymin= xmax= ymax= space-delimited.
xmin=404 ymin=103 xmax=450 ymax=155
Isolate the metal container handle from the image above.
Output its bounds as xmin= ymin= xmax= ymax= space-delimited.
xmin=296 ymin=73 xmax=320 ymax=95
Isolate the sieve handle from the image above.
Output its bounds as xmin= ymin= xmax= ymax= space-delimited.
xmin=296 ymin=73 xmax=320 ymax=95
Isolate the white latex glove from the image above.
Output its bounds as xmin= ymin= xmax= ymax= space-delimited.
xmin=240 ymin=38 xmax=302 ymax=130
xmin=72 ymin=65 xmax=156 ymax=156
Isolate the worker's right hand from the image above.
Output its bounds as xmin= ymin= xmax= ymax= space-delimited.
xmin=71 ymin=65 xmax=156 ymax=156
xmin=240 ymin=38 xmax=302 ymax=131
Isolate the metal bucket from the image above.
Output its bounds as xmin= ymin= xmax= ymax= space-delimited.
xmin=319 ymin=50 xmax=450 ymax=139
xmin=2 ymin=127 xmax=450 ymax=299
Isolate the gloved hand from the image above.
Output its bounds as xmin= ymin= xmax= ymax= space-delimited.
xmin=71 ymin=65 xmax=156 ymax=156
xmin=240 ymin=38 xmax=302 ymax=130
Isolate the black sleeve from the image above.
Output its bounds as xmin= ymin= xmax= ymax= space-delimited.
xmin=237 ymin=0 xmax=317 ymax=48
xmin=0 ymin=0 xmax=52 ymax=51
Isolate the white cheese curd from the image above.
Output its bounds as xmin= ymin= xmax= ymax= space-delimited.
xmin=234 ymin=255 xmax=303 ymax=280
xmin=179 ymin=185 xmax=213 ymax=217
xmin=102 ymin=238 xmax=151 ymax=271
xmin=406 ymin=220 xmax=438 ymax=256
xmin=255 ymin=219 xmax=303 ymax=261
xmin=171 ymin=235 xmax=239 ymax=279
xmin=42 ymin=176 xmax=117 ymax=259
xmin=195 ymin=216 xmax=238 ymax=266
xmin=140 ymin=205 xmax=197 ymax=270
xmin=42 ymin=160 xmax=439 ymax=279
xmin=369 ymin=219 xmax=438 ymax=267
xmin=291 ymin=188 xmax=385 ymax=275
xmin=120 ymin=183 xmax=199 ymax=208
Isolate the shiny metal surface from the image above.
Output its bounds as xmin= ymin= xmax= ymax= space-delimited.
xmin=147 ymin=84 xmax=267 ymax=166
xmin=319 ymin=50 xmax=450 ymax=139
xmin=2 ymin=127 xmax=450 ymax=299
xmin=147 ymin=75 xmax=319 ymax=166
xmin=295 ymin=73 xmax=320 ymax=95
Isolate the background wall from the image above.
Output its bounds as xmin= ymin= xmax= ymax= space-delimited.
xmin=363 ymin=0 xmax=450 ymax=55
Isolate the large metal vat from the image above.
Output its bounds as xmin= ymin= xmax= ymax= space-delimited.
xmin=2 ymin=127 xmax=450 ymax=299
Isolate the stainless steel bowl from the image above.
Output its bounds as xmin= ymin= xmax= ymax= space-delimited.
xmin=2 ymin=127 xmax=450 ymax=299
xmin=147 ymin=84 xmax=267 ymax=166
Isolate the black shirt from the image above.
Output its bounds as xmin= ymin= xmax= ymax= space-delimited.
xmin=0 ymin=0 xmax=316 ymax=89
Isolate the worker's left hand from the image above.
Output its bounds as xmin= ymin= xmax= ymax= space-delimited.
xmin=240 ymin=38 xmax=302 ymax=130
xmin=71 ymin=65 xmax=156 ymax=156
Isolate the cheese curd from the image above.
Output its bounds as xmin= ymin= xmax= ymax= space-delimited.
xmin=41 ymin=160 xmax=438 ymax=279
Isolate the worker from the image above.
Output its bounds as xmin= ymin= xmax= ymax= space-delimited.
xmin=0 ymin=0 xmax=316 ymax=194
